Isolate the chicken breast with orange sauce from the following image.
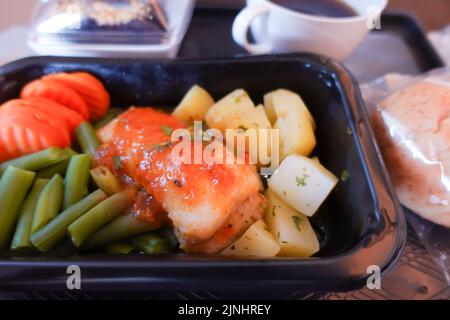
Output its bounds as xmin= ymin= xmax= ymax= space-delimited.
xmin=96 ymin=108 xmax=266 ymax=253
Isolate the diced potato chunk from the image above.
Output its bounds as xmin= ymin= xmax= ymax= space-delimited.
xmin=205 ymin=89 xmax=255 ymax=132
xmin=239 ymin=105 xmax=271 ymax=131
xmin=275 ymin=107 xmax=316 ymax=159
xmin=263 ymin=92 xmax=277 ymax=124
xmin=172 ymin=85 xmax=215 ymax=122
xmin=221 ymin=220 xmax=280 ymax=257
xmin=268 ymin=154 xmax=338 ymax=217
xmin=265 ymin=189 xmax=319 ymax=257
xmin=235 ymin=105 xmax=273 ymax=162
xmin=265 ymin=89 xmax=317 ymax=159
xmin=264 ymin=89 xmax=316 ymax=129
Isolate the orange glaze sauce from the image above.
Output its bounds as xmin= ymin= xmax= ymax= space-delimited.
xmin=94 ymin=107 xmax=250 ymax=226
xmin=93 ymin=108 xmax=190 ymax=226
xmin=94 ymin=143 xmax=168 ymax=228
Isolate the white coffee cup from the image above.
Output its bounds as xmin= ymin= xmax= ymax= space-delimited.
xmin=232 ymin=0 xmax=388 ymax=60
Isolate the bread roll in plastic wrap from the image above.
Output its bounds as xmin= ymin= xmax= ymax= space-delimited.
xmin=372 ymin=72 xmax=450 ymax=227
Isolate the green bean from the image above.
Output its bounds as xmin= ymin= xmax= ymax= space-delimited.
xmin=90 ymin=166 xmax=121 ymax=195
xmin=0 ymin=167 xmax=35 ymax=250
xmin=30 ymin=189 xmax=107 ymax=252
xmin=82 ymin=214 xmax=156 ymax=249
xmin=103 ymin=240 xmax=135 ymax=254
xmin=36 ymin=160 xmax=69 ymax=179
xmin=10 ymin=179 xmax=49 ymax=250
xmin=68 ymin=192 xmax=130 ymax=247
xmin=75 ymin=122 xmax=100 ymax=155
xmin=157 ymin=228 xmax=179 ymax=251
xmin=36 ymin=148 xmax=78 ymax=179
xmin=63 ymin=154 xmax=92 ymax=210
xmin=131 ymin=232 xmax=169 ymax=254
xmin=0 ymin=147 xmax=69 ymax=176
xmin=94 ymin=108 xmax=122 ymax=129
xmin=31 ymin=174 xmax=64 ymax=234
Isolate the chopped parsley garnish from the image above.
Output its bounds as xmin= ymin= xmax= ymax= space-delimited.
xmin=161 ymin=125 xmax=173 ymax=136
xmin=153 ymin=141 xmax=171 ymax=151
xmin=235 ymin=92 xmax=248 ymax=103
xmin=154 ymin=144 xmax=164 ymax=151
xmin=292 ymin=216 xmax=303 ymax=231
xmin=296 ymin=173 xmax=309 ymax=186
xmin=173 ymin=180 xmax=182 ymax=188
xmin=238 ymin=125 xmax=248 ymax=132
xmin=281 ymin=241 xmax=289 ymax=244
xmin=113 ymin=156 xmax=122 ymax=170
xmin=341 ymin=169 xmax=350 ymax=182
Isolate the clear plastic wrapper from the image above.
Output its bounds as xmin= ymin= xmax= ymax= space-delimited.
xmin=361 ymin=68 xmax=450 ymax=284
xmin=28 ymin=0 xmax=195 ymax=57
xmin=429 ymin=26 xmax=450 ymax=66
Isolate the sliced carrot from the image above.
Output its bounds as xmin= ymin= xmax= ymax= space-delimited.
xmin=1 ymin=109 xmax=71 ymax=150
xmin=0 ymin=106 xmax=69 ymax=162
xmin=43 ymin=72 xmax=110 ymax=121
xmin=1 ymin=127 xmax=20 ymax=160
xmin=0 ymin=100 xmax=71 ymax=146
xmin=19 ymin=97 xmax=85 ymax=132
xmin=20 ymin=79 xmax=90 ymax=120
xmin=0 ymin=135 xmax=5 ymax=158
xmin=0 ymin=108 xmax=65 ymax=145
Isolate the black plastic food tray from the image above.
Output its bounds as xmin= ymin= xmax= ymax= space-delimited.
xmin=0 ymin=54 xmax=406 ymax=292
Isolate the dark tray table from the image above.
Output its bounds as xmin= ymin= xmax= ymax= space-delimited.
xmin=0 ymin=5 xmax=448 ymax=301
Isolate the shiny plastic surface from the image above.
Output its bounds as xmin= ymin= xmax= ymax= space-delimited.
xmin=369 ymin=70 xmax=450 ymax=228
xmin=30 ymin=0 xmax=193 ymax=44
xmin=28 ymin=0 xmax=195 ymax=58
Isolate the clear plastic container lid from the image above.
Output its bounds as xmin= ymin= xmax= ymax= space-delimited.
xmin=29 ymin=0 xmax=194 ymax=46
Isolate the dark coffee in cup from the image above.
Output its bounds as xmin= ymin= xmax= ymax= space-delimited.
xmin=271 ymin=0 xmax=357 ymax=18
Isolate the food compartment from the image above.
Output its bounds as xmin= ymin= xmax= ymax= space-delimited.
xmin=0 ymin=55 xmax=405 ymax=291
xmin=1 ymin=56 xmax=382 ymax=257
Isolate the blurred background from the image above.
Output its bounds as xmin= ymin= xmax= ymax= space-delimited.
xmin=1 ymin=0 xmax=450 ymax=32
